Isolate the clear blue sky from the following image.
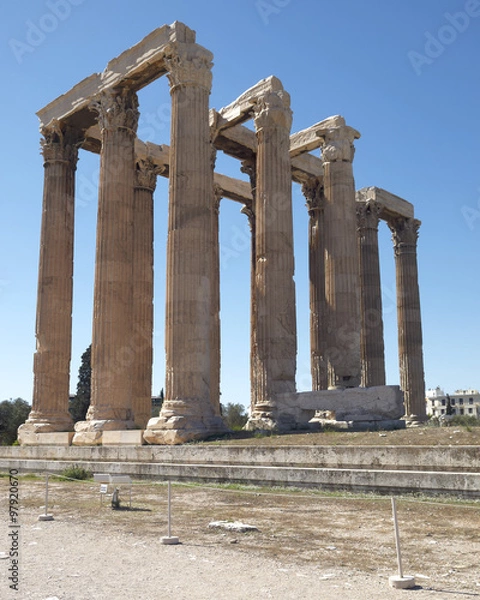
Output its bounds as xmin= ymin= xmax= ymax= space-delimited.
xmin=1 ymin=0 xmax=479 ymax=408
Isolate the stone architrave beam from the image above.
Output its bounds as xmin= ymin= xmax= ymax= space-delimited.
xmin=83 ymin=126 xmax=254 ymax=204
xmin=36 ymin=22 xmax=197 ymax=130
xmin=289 ymin=115 xmax=349 ymax=157
xmin=217 ymin=76 xmax=285 ymax=127
xmin=211 ymin=116 xmax=324 ymax=184
xmin=356 ymin=186 xmax=414 ymax=220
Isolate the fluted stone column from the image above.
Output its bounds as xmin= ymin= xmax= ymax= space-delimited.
xmin=389 ymin=217 xmax=426 ymax=421
xmin=144 ymin=44 xmax=226 ymax=444
xmin=318 ymin=119 xmax=361 ymax=389
xmin=18 ymin=122 xmax=79 ymax=443
xmin=211 ymin=184 xmax=222 ymax=418
xmin=131 ymin=158 xmax=160 ymax=428
xmin=302 ymin=177 xmax=328 ymax=391
xmin=357 ymin=200 xmax=386 ymax=387
xmin=73 ymin=88 xmax=139 ymax=444
xmin=246 ymin=89 xmax=297 ymax=431
xmin=240 ymin=160 xmax=259 ymax=416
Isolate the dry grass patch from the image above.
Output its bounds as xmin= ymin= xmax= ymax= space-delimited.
xmin=203 ymin=424 xmax=480 ymax=447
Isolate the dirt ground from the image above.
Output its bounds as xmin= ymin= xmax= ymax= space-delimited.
xmin=204 ymin=424 xmax=480 ymax=447
xmin=1 ymin=474 xmax=479 ymax=600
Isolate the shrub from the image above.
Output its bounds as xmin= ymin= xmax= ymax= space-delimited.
xmin=60 ymin=464 xmax=92 ymax=481
xmin=449 ymin=415 xmax=480 ymax=428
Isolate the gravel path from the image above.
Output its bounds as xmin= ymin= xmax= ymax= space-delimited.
xmin=3 ymin=511 xmax=479 ymax=600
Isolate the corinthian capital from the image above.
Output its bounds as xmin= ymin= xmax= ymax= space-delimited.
xmin=302 ymin=176 xmax=324 ymax=215
xmin=253 ymin=90 xmax=292 ymax=132
xmin=165 ymin=45 xmax=213 ymax=92
xmin=356 ymin=200 xmax=381 ymax=232
xmin=319 ymin=124 xmax=359 ymax=163
xmin=90 ymin=88 xmax=139 ymax=134
xmin=134 ymin=158 xmax=164 ymax=191
xmin=241 ymin=159 xmax=256 ymax=195
xmin=388 ymin=217 xmax=421 ymax=256
xmin=40 ymin=119 xmax=80 ymax=167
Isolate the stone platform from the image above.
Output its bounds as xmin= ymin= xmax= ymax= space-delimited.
xmin=0 ymin=444 xmax=479 ymax=499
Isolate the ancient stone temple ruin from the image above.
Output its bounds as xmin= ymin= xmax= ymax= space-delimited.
xmin=18 ymin=22 xmax=426 ymax=446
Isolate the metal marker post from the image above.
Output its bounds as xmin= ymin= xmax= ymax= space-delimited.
xmin=391 ymin=497 xmax=403 ymax=577
xmin=388 ymin=497 xmax=415 ymax=589
xmin=167 ymin=481 xmax=172 ymax=537
xmin=161 ymin=481 xmax=179 ymax=545
xmin=38 ymin=472 xmax=54 ymax=521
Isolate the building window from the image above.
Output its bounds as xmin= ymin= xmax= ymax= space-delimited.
xmin=441 ymin=409 xmax=445 ymax=415
xmin=442 ymin=399 xmax=446 ymax=406
xmin=451 ymin=399 xmax=456 ymax=405
xmin=460 ymin=408 xmax=464 ymax=415
xmin=468 ymin=408 xmax=473 ymax=414
xmin=469 ymin=398 xmax=473 ymax=404
xmin=459 ymin=398 xmax=464 ymax=405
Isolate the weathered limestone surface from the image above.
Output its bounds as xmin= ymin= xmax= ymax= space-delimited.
xmin=318 ymin=117 xmax=362 ymax=389
xmin=356 ymin=186 xmax=414 ymax=220
xmin=275 ymin=386 xmax=405 ymax=430
xmin=357 ymin=200 xmax=386 ymax=387
xmin=131 ymin=158 xmax=160 ymax=428
xmin=18 ymin=122 xmax=78 ymax=443
xmin=246 ymin=86 xmax=297 ymax=431
xmin=144 ymin=41 xmax=226 ymax=445
xmin=303 ymin=177 xmax=328 ymax=391
xmin=36 ymin=22 xmax=196 ymax=128
xmin=389 ymin=217 xmax=426 ymax=421
xmin=102 ymin=430 xmax=146 ymax=446
xmin=17 ymin=432 xmax=74 ymax=446
xmin=72 ymin=88 xmax=139 ymax=445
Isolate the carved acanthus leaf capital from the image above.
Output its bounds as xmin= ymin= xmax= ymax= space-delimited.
xmin=241 ymin=159 xmax=257 ymax=196
xmin=388 ymin=217 xmax=421 ymax=256
xmin=319 ymin=125 xmax=358 ymax=163
xmin=90 ymin=88 xmax=139 ymax=134
xmin=213 ymin=183 xmax=223 ymax=209
xmin=302 ymin=177 xmax=324 ymax=215
xmin=40 ymin=119 xmax=80 ymax=167
xmin=165 ymin=45 xmax=213 ymax=92
xmin=356 ymin=200 xmax=382 ymax=232
xmin=134 ymin=158 xmax=164 ymax=191
xmin=253 ymin=90 xmax=292 ymax=132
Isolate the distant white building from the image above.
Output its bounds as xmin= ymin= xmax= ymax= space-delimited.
xmin=426 ymin=387 xmax=480 ymax=418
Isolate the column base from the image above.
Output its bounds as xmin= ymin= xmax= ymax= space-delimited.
xmin=143 ymin=400 xmax=228 ymax=445
xmin=17 ymin=414 xmax=74 ymax=444
xmin=244 ymin=399 xmax=298 ymax=433
xmin=244 ymin=416 xmax=278 ymax=432
xmin=72 ymin=419 xmax=136 ymax=446
xmin=18 ymin=431 xmax=74 ymax=446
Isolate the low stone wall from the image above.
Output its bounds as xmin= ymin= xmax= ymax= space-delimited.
xmin=1 ymin=444 xmax=479 ymax=498
xmin=276 ymin=385 xmax=405 ymax=428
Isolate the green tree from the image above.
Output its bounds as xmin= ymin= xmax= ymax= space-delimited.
xmin=0 ymin=398 xmax=31 ymax=445
xmin=69 ymin=345 xmax=91 ymax=422
xmin=221 ymin=402 xmax=248 ymax=430
xmin=151 ymin=388 xmax=164 ymax=417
